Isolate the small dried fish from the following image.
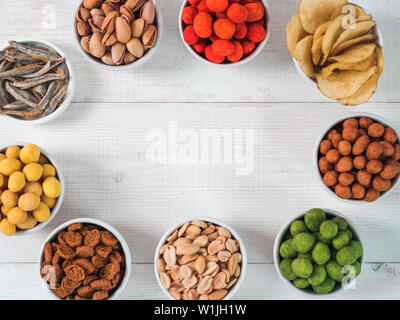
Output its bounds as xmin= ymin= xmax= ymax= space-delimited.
xmin=21 ymin=58 xmax=65 ymax=78
xmin=5 ymin=81 xmax=39 ymax=108
xmin=3 ymin=48 xmax=39 ymax=64
xmin=42 ymin=85 xmax=67 ymax=117
xmin=1 ymin=101 xmax=30 ymax=110
xmin=9 ymin=41 xmax=59 ymax=62
xmin=32 ymin=84 xmax=46 ymax=99
xmin=0 ymin=63 xmax=44 ymax=78
xmin=12 ymin=73 xmax=64 ymax=89
xmin=0 ymin=79 xmax=9 ymax=107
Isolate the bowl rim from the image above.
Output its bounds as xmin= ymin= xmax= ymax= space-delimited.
xmin=273 ymin=208 xmax=365 ymax=299
xmin=38 ymin=217 xmax=132 ymax=300
xmin=313 ymin=112 xmax=400 ymax=205
xmin=292 ymin=3 xmax=384 ymax=83
xmin=73 ymin=0 xmax=163 ymax=71
xmin=0 ymin=142 xmax=65 ymax=237
xmin=178 ymin=0 xmax=271 ymax=67
xmin=154 ymin=216 xmax=248 ymax=300
xmin=2 ymin=39 xmax=76 ymax=125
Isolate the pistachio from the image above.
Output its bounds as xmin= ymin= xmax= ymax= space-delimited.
xmin=123 ymin=52 xmax=137 ymax=64
xmin=102 ymin=1 xmax=118 ymax=15
xmin=111 ymin=42 xmax=126 ymax=65
xmin=126 ymin=38 xmax=144 ymax=58
xmin=116 ymin=16 xmax=132 ymax=44
xmin=89 ymin=32 xmax=106 ymax=58
xmin=77 ymin=22 xmax=91 ymax=37
xmin=90 ymin=8 xmax=105 ymax=17
xmin=120 ymin=5 xmax=135 ymax=23
xmin=101 ymin=11 xmax=118 ymax=34
xmin=83 ymin=0 xmax=103 ymax=10
xmin=142 ymin=24 xmax=158 ymax=48
xmin=76 ymin=7 xmax=90 ymax=22
xmin=80 ymin=36 xmax=91 ymax=54
xmin=101 ymin=53 xmax=115 ymax=65
xmin=88 ymin=15 xmax=104 ymax=33
xmin=131 ymin=18 xmax=146 ymax=38
xmin=125 ymin=0 xmax=146 ymax=12
xmin=141 ymin=0 xmax=155 ymax=25
xmin=102 ymin=32 xmax=118 ymax=46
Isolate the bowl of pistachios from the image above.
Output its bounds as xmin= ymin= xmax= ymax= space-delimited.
xmin=74 ymin=0 xmax=163 ymax=70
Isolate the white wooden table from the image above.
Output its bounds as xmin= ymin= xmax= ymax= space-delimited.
xmin=1 ymin=0 xmax=400 ymax=300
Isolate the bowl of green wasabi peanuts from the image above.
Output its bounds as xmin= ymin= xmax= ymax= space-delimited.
xmin=273 ymin=208 xmax=364 ymax=298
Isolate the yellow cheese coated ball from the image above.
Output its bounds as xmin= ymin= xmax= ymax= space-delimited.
xmin=24 ymin=182 xmax=43 ymax=196
xmin=5 ymin=146 xmax=20 ymax=159
xmin=23 ymin=163 xmax=43 ymax=182
xmin=19 ymin=144 xmax=41 ymax=164
xmin=38 ymin=154 xmax=49 ymax=165
xmin=1 ymin=205 xmax=12 ymax=216
xmin=17 ymin=213 xmax=37 ymax=230
xmin=8 ymin=171 xmax=26 ymax=193
xmin=0 ymin=219 xmax=16 ymax=236
xmin=18 ymin=193 xmax=40 ymax=212
xmin=42 ymin=177 xmax=61 ymax=199
xmin=32 ymin=202 xmax=50 ymax=223
xmin=42 ymin=164 xmax=56 ymax=179
xmin=7 ymin=207 xmax=27 ymax=225
xmin=0 ymin=154 xmax=5 ymax=161
xmin=1 ymin=190 xmax=18 ymax=208
xmin=0 ymin=158 xmax=22 ymax=176
xmin=41 ymin=194 xmax=56 ymax=209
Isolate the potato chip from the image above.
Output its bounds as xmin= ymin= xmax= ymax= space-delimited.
xmin=321 ymin=15 xmax=345 ymax=65
xmin=356 ymin=15 xmax=372 ymax=22
xmin=316 ymin=66 xmax=377 ymax=99
xmin=332 ymin=20 xmax=376 ymax=52
xmin=376 ymin=46 xmax=384 ymax=75
xmin=331 ymin=33 xmax=375 ymax=56
xmin=321 ymin=54 xmax=374 ymax=78
xmin=330 ymin=43 xmax=376 ymax=64
xmin=339 ymin=72 xmax=379 ymax=105
xmin=294 ymin=35 xmax=315 ymax=79
xmin=314 ymin=21 xmax=331 ymax=41
xmin=299 ymin=0 xmax=348 ymax=34
xmin=286 ymin=12 xmax=308 ymax=56
xmin=312 ymin=36 xmax=323 ymax=66
xmin=331 ymin=4 xmax=366 ymax=21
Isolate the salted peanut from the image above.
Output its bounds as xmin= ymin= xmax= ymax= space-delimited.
xmin=352 ymin=135 xmax=370 ymax=156
xmin=354 ymin=156 xmax=367 ymax=170
xmin=357 ymin=169 xmax=372 ymax=186
xmin=319 ymin=157 xmax=333 ymax=174
xmin=326 ymin=149 xmax=340 ymax=164
xmin=331 ymin=133 xmax=343 ymax=148
xmin=338 ymin=173 xmax=354 ymax=186
xmin=338 ymin=140 xmax=352 ymax=156
xmin=335 ymin=184 xmax=352 ymax=199
xmin=372 ymin=176 xmax=392 ymax=192
xmin=359 ymin=117 xmax=373 ymax=129
xmin=364 ymin=188 xmax=380 ymax=202
xmin=343 ymin=118 xmax=359 ymax=128
xmin=380 ymin=162 xmax=399 ymax=180
xmin=322 ymin=171 xmax=337 ymax=187
xmin=366 ymin=142 xmax=383 ymax=160
xmin=366 ymin=160 xmax=383 ymax=174
xmin=352 ymin=184 xmax=366 ymax=200
xmin=368 ymin=123 xmax=385 ymax=138
xmin=384 ymin=128 xmax=398 ymax=144
xmin=342 ymin=126 xmax=359 ymax=143
xmin=381 ymin=141 xmax=394 ymax=157
xmin=319 ymin=140 xmax=332 ymax=155
xmin=337 ymin=157 xmax=353 ymax=173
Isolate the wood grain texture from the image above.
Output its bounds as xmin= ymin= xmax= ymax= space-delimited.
xmin=1 ymin=0 xmax=399 ymax=103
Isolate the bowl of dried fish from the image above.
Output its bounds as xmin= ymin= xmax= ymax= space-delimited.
xmin=74 ymin=0 xmax=163 ymax=70
xmin=0 ymin=40 xmax=75 ymax=124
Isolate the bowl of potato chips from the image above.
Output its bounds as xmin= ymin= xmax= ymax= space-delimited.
xmin=286 ymin=0 xmax=383 ymax=106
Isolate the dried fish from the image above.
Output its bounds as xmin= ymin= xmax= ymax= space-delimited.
xmin=9 ymin=41 xmax=58 ymax=62
xmin=5 ymin=81 xmax=39 ymax=108
xmin=32 ymin=84 xmax=46 ymax=99
xmin=21 ymin=58 xmax=65 ymax=78
xmin=12 ymin=73 xmax=64 ymax=89
xmin=3 ymin=48 xmax=39 ymax=64
xmin=0 ymin=79 xmax=9 ymax=107
xmin=42 ymin=85 xmax=67 ymax=117
xmin=0 ymin=63 xmax=44 ymax=78
xmin=1 ymin=101 xmax=30 ymax=110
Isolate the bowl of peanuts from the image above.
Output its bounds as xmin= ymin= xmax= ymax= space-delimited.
xmin=39 ymin=218 xmax=131 ymax=300
xmin=154 ymin=217 xmax=247 ymax=300
xmin=314 ymin=113 xmax=400 ymax=204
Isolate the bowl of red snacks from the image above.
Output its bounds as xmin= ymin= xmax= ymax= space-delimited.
xmin=179 ymin=0 xmax=270 ymax=66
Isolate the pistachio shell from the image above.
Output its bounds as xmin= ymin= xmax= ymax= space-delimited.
xmin=101 ymin=11 xmax=118 ymax=34
xmin=141 ymin=0 xmax=155 ymax=25
xmin=102 ymin=32 xmax=118 ymax=46
xmin=102 ymin=2 xmax=118 ymax=15
xmin=125 ymin=0 xmax=146 ymax=12
xmin=142 ymin=25 xmax=158 ymax=48
xmin=80 ymin=36 xmax=91 ymax=54
xmin=131 ymin=18 xmax=146 ymax=38
xmin=89 ymin=32 xmax=106 ymax=58
xmin=116 ymin=16 xmax=132 ymax=44
xmin=88 ymin=15 xmax=104 ymax=33
xmin=127 ymin=38 xmax=144 ymax=58
xmin=83 ymin=0 xmax=103 ymax=10
xmin=120 ymin=5 xmax=135 ymax=23
xmin=101 ymin=53 xmax=116 ymax=65
xmin=111 ymin=42 xmax=126 ymax=65
xmin=77 ymin=22 xmax=90 ymax=36
xmin=124 ymin=52 xmax=137 ymax=64
xmin=90 ymin=8 xmax=105 ymax=17
xmin=76 ymin=7 xmax=90 ymax=22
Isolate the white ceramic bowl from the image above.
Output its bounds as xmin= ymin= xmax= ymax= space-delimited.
xmin=273 ymin=208 xmax=365 ymax=299
xmin=179 ymin=0 xmax=271 ymax=67
xmin=314 ymin=113 xmax=400 ymax=205
xmin=0 ymin=142 xmax=65 ymax=237
xmin=39 ymin=218 xmax=132 ymax=300
xmin=293 ymin=4 xmax=384 ymax=83
xmin=1 ymin=40 xmax=75 ymax=125
xmin=154 ymin=216 xmax=248 ymax=300
xmin=74 ymin=0 xmax=163 ymax=71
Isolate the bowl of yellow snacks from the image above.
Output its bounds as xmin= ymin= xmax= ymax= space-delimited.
xmin=0 ymin=143 xmax=64 ymax=236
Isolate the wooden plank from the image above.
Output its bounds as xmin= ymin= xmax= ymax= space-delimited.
xmin=0 ymin=102 xmax=399 ymax=264
xmin=0 ymin=0 xmax=397 ymax=103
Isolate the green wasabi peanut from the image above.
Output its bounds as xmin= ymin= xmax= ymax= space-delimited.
xmin=326 ymin=260 xmax=344 ymax=282
xmin=349 ymin=240 xmax=363 ymax=259
xmin=304 ymin=208 xmax=326 ymax=232
xmin=290 ymin=220 xmax=308 ymax=236
xmin=279 ymin=239 xmax=297 ymax=259
xmin=298 ymin=252 xmax=313 ymax=263
xmin=320 ymin=220 xmax=338 ymax=239
xmin=336 ymin=246 xmax=357 ymax=266
xmin=332 ymin=231 xmax=350 ymax=250
xmin=312 ymin=242 xmax=331 ymax=265
xmin=352 ymin=261 xmax=362 ymax=276
xmin=307 ymin=265 xmax=327 ymax=286
xmin=293 ymin=278 xmax=309 ymax=289
xmin=292 ymin=232 xmax=316 ymax=253
xmin=345 ymin=229 xmax=353 ymax=240
xmin=314 ymin=232 xmax=331 ymax=245
xmin=292 ymin=258 xmax=314 ymax=278
xmin=332 ymin=217 xmax=348 ymax=231
xmin=312 ymin=277 xmax=336 ymax=294
xmin=280 ymin=259 xmax=297 ymax=280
